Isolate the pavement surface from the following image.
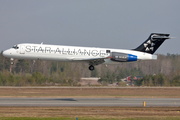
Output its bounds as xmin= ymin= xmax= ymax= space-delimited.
xmin=0 ymin=98 xmax=180 ymax=107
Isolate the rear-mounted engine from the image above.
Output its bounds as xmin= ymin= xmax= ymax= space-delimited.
xmin=110 ymin=52 xmax=137 ymax=62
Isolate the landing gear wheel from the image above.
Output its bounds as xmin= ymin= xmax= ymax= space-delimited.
xmin=89 ymin=65 xmax=94 ymax=71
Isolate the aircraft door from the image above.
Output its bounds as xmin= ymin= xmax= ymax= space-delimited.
xmin=20 ymin=45 xmax=25 ymax=54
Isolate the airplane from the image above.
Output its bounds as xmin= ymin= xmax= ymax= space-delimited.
xmin=3 ymin=33 xmax=171 ymax=71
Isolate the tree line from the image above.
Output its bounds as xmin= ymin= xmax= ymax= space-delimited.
xmin=0 ymin=51 xmax=180 ymax=86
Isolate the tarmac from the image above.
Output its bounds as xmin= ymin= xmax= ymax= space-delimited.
xmin=0 ymin=98 xmax=179 ymax=107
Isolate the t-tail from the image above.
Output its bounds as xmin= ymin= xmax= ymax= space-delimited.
xmin=134 ymin=33 xmax=171 ymax=54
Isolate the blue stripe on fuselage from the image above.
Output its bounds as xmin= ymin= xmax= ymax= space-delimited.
xmin=128 ymin=54 xmax=137 ymax=61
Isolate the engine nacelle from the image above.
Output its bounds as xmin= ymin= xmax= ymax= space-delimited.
xmin=110 ymin=52 xmax=137 ymax=62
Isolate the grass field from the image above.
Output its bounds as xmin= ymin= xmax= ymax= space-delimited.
xmin=0 ymin=87 xmax=179 ymax=98
xmin=0 ymin=117 xmax=180 ymax=120
xmin=0 ymin=87 xmax=180 ymax=119
xmin=0 ymin=107 xmax=180 ymax=120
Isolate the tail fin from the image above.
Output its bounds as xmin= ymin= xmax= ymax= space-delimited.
xmin=134 ymin=33 xmax=170 ymax=54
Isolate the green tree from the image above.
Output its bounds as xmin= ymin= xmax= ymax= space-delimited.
xmin=91 ymin=68 xmax=98 ymax=77
xmin=14 ymin=59 xmax=30 ymax=73
xmin=0 ymin=51 xmax=10 ymax=71
xmin=172 ymin=75 xmax=180 ymax=86
xmin=31 ymin=72 xmax=46 ymax=85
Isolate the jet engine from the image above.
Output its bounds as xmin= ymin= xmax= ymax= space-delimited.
xmin=110 ymin=52 xmax=137 ymax=62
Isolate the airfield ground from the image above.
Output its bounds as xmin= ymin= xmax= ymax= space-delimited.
xmin=0 ymin=87 xmax=180 ymax=120
xmin=0 ymin=87 xmax=179 ymax=98
xmin=0 ymin=106 xmax=180 ymax=119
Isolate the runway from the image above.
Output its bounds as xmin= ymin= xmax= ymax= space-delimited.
xmin=0 ymin=98 xmax=179 ymax=107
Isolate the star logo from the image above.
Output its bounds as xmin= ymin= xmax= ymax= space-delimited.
xmin=150 ymin=47 xmax=154 ymax=51
xmin=144 ymin=35 xmax=156 ymax=52
xmin=147 ymin=40 xmax=151 ymax=44
xmin=145 ymin=47 xmax=150 ymax=51
xmin=144 ymin=43 xmax=148 ymax=47
xmin=151 ymin=43 xmax=155 ymax=46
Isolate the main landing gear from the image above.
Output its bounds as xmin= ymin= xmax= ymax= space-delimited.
xmin=89 ymin=65 xmax=94 ymax=71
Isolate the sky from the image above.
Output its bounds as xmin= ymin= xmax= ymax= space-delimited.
xmin=0 ymin=0 xmax=180 ymax=54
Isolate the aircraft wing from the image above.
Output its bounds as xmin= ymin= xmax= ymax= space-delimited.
xmin=71 ymin=57 xmax=111 ymax=65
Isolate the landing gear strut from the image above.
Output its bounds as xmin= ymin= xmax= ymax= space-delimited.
xmin=10 ymin=58 xmax=14 ymax=73
xmin=89 ymin=65 xmax=94 ymax=71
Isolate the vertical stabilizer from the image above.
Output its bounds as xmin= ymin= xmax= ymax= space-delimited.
xmin=134 ymin=33 xmax=170 ymax=54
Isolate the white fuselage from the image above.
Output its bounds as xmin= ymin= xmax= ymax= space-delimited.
xmin=3 ymin=43 xmax=157 ymax=65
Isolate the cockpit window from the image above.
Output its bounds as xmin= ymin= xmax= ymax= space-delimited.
xmin=12 ymin=45 xmax=19 ymax=49
xmin=106 ymin=50 xmax=111 ymax=53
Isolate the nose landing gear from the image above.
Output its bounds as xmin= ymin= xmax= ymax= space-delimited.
xmin=89 ymin=65 xmax=94 ymax=71
xmin=10 ymin=58 xmax=14 ymax=65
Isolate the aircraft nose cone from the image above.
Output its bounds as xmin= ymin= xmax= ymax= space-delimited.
xmin=3 ymin=50 xmax=10 ymax=57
